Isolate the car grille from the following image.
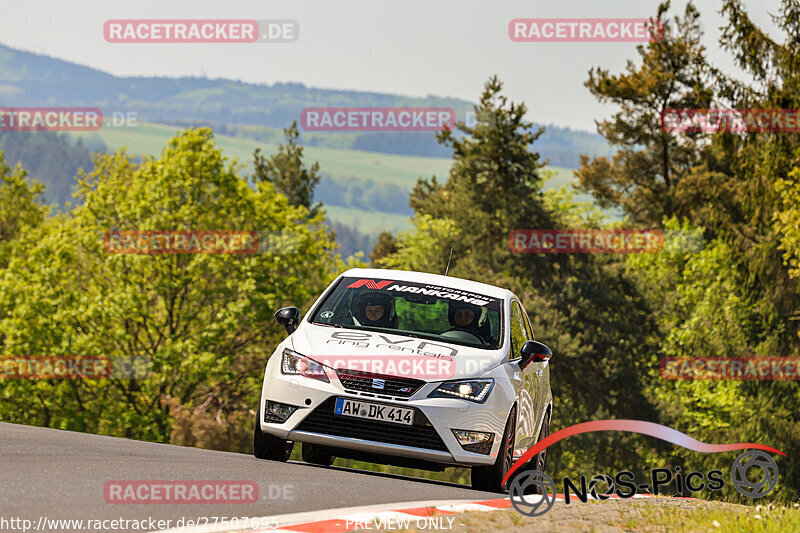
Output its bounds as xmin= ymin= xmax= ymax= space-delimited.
xmin=335 ymin=370 xmax=424 ymax=397
xmin=295 ymin=398 xmax=449 ymax=452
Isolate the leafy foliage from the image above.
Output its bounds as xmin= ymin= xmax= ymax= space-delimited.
xmin=582 ymin=0 xmax=800 ymax=501
xmin=1 ymin=1 xmax=799 ymax=500
xmin=253 ymin=121 xmax=322 ymax=216
xmin=0 ymin=152 xmax=47 ymax=268
xmin=381 ymin=76 xmax=663 ymax=477
xmin=370 ymin=230 xmax=398 ymax=266
xmin=575 ymin=1 xmax=715 ymax=226
xmin=0 ymin=128 xmax=341 ymax=446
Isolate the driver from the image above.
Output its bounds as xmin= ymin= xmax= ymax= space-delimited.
xmin=351 ymin=291 xmax=397 ymax=328
xmin=447 ymin=301 xmax=484 ymax=339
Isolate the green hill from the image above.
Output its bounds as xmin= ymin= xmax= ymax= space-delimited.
xmin=70 ymin=122 xmax=581 ymax=233
xmin=74 ymin=122 xmax=452 ymax=187
xmin=0 ymin=41 xmax=608 ymax=255
xmin=0 ymin=42 xmax=613 ymax=168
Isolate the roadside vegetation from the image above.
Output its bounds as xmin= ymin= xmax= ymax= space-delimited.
xmin=0 ymin=0 xmax=797 ymax=513
xmin=375 ymin=500 xmax=800 ymax=532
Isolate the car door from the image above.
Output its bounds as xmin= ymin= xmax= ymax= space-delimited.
xmin=521 ymin=304 xmax=549 ymax=445
xmin=509 ymin=299 xmax=537 ymax=460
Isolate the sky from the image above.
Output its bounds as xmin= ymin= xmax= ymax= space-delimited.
xmin=0 ymin=0 xmax=785 ymax=132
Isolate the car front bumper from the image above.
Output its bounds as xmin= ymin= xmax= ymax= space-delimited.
xmin=258 ymin=349 xmax=516 ymax=467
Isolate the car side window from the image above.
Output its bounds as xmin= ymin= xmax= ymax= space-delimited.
xmin=510 ymin=301 xmax=528 ymax=358
xmin=522 ymin=307 xmax=534 ymax=340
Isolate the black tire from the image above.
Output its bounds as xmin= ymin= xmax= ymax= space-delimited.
xmin=533 ymin=408 xmax=550 ymax=470
xmin=471 ymin=406 xmax=517 ymax=492
xmin=524 ymin=407 xmax=551 ymax=494
xmin=302 ymin=443 xmax=335 ymax=466
xmin=253 ymin=402 xmax=294 ymax=461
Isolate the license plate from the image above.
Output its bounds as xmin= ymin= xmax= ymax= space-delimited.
xmin=334 ymin=398 xmax=414 ymax=426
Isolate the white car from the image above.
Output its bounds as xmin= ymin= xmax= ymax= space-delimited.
xmin=254 ymin=268 xmax=553 ymax=492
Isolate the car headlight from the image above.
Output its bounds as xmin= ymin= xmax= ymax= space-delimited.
xmin=281 ymin=348 xmax=329 ymax=382
xmin=428 ymin=378 xmax=493 ymax=403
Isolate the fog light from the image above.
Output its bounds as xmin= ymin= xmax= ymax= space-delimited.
xmin=266 ymin=400 xmax=298 ymax=422
xmin=452 ymin=429 xmax=494 ymax=454
xmin=452 ymin=429 xmax=493 ymax=445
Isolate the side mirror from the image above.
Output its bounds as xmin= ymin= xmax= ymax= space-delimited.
xmin=275 ymin=307 xmax=301 ymax=334
xmin=520 ymin=340 xmax=552 ymax=370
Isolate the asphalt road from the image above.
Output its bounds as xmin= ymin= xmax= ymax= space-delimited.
xmin=0 ymin=422 xmax=498 ymax=532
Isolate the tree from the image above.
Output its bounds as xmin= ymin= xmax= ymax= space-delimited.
xmin=0 ymin=152 xmax=47 ymax=268
xmin=0 ymin=128 xmax=341 ymax=448
xmin=714 ymin=0 xmax=800 ymax=333
xmin=775 ymin=169 xmax=800 ymax=280
xmin=384 ymin=77 xmax=663 ymax=478
xmin=253 ymin=121 xmax=322 ymax=216
xmin=628 ymin=218 xmax=800 ymax=501
xmin=411 ymin=76 xmax=550 ymax=269
xmin=615 ymin=0 xmax=800 ymax=500
xmin=576 ymin=1 xmax=715 ymax=226
xmin=374 ymin=216 xmax=458 ymax=273
xmin=370 ymin=230 xmax=398 ymax=266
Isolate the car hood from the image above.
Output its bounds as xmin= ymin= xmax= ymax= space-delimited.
xmin=289 ymin=322 xmax=504 ymax=380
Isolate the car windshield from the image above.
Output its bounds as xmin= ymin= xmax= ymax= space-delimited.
xmin=310 ymin=276 xmax=503 ymax=350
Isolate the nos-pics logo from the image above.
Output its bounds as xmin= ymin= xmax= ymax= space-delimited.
xmin=503 ymin=420 xmax=783 ymax=517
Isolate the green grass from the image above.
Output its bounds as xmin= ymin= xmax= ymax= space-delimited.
xmin=628 ymin=501 xmax=800 ymax=532
xmin=300 ymin=146 xmax=451 ymax=188
xmin=541 ymin=166 xmax=576 ymax=188
xmin=73 ymin=121 xmax=578 ymax=189
xmin=72 ymin=122 xmax=453 ymax=187
xmin=324 ymin=206 xmax=412 ymax=235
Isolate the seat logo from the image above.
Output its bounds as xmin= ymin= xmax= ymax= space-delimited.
xmin=347 ymin=279 xmax=393 ymax=289
xmin=372 ymin=378 xmax=386 ymax=390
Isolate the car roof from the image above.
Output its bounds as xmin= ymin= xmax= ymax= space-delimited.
xmin=340 ymin=268 xmax=513 ymax=301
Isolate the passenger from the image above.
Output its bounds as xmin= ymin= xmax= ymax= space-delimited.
xmin=447 ymin=301 xmax=486 ymax=341
xmin=351 ymin=292 xmax=397 ymax=328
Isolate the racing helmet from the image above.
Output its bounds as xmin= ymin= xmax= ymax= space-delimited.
xmin=351 ymin=291 xmax=396 ymax=328
xmin=448 ymin=301 xmax=482 ymax=329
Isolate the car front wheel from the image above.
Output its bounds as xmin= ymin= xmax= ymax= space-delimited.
xmin=471 ymin=406 xmax=516 ymax=492
xmin=532 ymin=408 xmax=550 ymax=474
xmin=523 ymin=407 xmax=551 ymax=493
xmin=253 ymin=403 xmax=294 ymax=461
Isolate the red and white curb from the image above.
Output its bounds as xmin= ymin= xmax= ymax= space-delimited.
xmin=154 ymin=493 xmax=671 ymax=533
